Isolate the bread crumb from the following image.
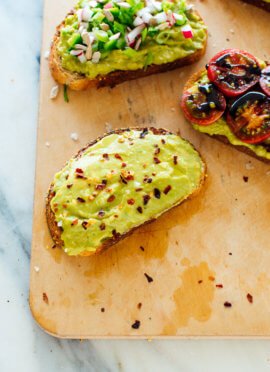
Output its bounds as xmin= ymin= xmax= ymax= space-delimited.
xmin=230 ymin=29 xmax=235 ymax=34
xmin=245 ymin=162 xmax=254 ymax=170
xmin=45 ymin=141 xmax=51 ymax=147
xmin=171 ymin=107 xmax=176 ymax=112
xmin=50 ymin=85 xmax=59 ymax=99
xmin=266 ymin=170 xmax=270 ymax=176
xmin=70 ymin=132 xmax=79 ymax=141
xmin=34 ymin=266 xmax=40 ymax=273
xmin=44 ymin=50 xmax=50 ymax=59
xmin=105 ymin=122 xmax=113 ymax=132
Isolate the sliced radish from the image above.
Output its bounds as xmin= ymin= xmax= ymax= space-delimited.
xmin=126 ymin=24 xmax=145 ymax=45
xmin=104 ymin=2 xmax=113 ymax=8
xmin=154 ymin=11 xmax=167 ymax=24
xmin=74 ymin=44 xmax=87 ymax=50
xmin=92 ymin=51 xmax=101 ymax=63
xmin=103 ymin=9 xmax=114 ymax=21
xmin=134 ymin=37 xmax=142 ymax=50
xmin=166 ymin=10 xmax=175 ymax=26
xmin=82 ymin=7 xmax=93 ymax=21
xmin=156 ymin=21 xmax=169 ymax=30
xmin=133 ymin=16 xmax=144 ymax=26
xmin=86 ymin=45 xmax=92 ymax=60
xmin=181 ymin=24 xmax=193 ymax=38
xmin=78 ymin=53 xmax=87 ymax=63
xmin=70 ymin=49 xmax=85 ymax=56
xmin=109 ymin=32 xmax=121 ymax=40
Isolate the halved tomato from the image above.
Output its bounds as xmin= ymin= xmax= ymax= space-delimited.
xmin=227 ymin=91 xmax=270 ymax=144
xmin=181 ymin=83 xmax=226 ymax=126
xmin=207 ymin=49 xmax=261 ymax=97
xmin=260 ymin=66 xmax=270 ymax=97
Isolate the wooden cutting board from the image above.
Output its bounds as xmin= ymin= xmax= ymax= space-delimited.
xmin=30 ymin=0 xmax=270 ymax=338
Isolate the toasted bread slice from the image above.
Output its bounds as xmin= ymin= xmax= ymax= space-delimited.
xmin=46 ymin=127 xmax=206 ymax=256
xmin=242 ymin=0 xmax=270 ymax=11
xmin=182 ymin=69 xmax=270 ymax=164
xmin=50 ymin=8 xmax=207 ymax=90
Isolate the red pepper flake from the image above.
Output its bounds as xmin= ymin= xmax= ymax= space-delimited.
xmin=143 ymin=177 xmax=152 ymax=184
xmin=103 ymin=153 xmax=109 ymax=160
xmin=173 ymin=155 xmax=178 ymax=165
xmin=131 ymin=320 xmax=141 ymax=329
xmin=243 ymin=176 xmax=249 ymax=183
xmin=71 ymin=219 xmax=78 ymax=226
xmin=99 ymin=223 xmax=106 ymax=231
xmin=127 ymin=198 xmax=135 ymax=205
xmin=153 ymin=157 xmax=161 ymax=164
xmin=101 ymin=307 xmax=105 ymax=312
xmin=96 ymin=183 xmax=106 ymax=191
xmin=163 ymin=185 xmax=172 ymax=195
xmin=67 ymin=184 xmax=73 ymax=189
xmin=122 ymin=162 xmax=127 ymax=168
xmin=152 ymin=172 xmax=156 ymax=176
xmin=154 ymin=147 xmax=160 ymax=155
xmin=62 ymin=203 xmax=67 ymax=209
xmin=224 ymin=301 xmax=232 ymax=308
xmin=112 ymin=229 xmax=121 ymax=239
xmin=114 ymin=214 xmax=118 ymax=218
xmin=137 ymin=206 xmax=143 ymax=214
xmin=76 ymin=168 xmax=84 ymax=174
xmin=120 ymin=175 xmax=128 ymax=184
xmin=82 ymin=221 xmax=88 ymax=230
xmin=76 ymin=174 xmax=87 ymax=179
xmin=143 ymin=195 xmax=150 ymax=205
xmin=144 ymin=273 xmax=153 ymax=283
xmin=135 ymin=188 xmax=143 ymax=192
xmin=42 ymin=292 xmax=49 ymax=305
xmin=208 ymin=276 xmax=215 ymax=282
xmin=140 ymin=246 xmax=145 ymax=251
xmin=107 ymin=195 xmax=115 ymax=203
xmin=98 ymin=210 xmax=105 ymax=218
xmin=137 ymin=302 xmax=142 ymax=309
xmin=216 ymin=284 xmax=223 ymax=288
xmin=77 ymin=197 xmax=85 ymax=203
xmin=154 ymin=188 xmax=161 ymax=199
xmin=198 ymin=280 xmax=203 ymax=284
xmin=115 ymin=153 xmax=123 ymax=160
xmin=247 ymin=293 xmax=253 ymax=303
xmin=140 ymin=129 xmax=148 ymax=138
xmin=161 ymin=139 xmax=166 ymax=144
xmin=65 ymin=175 xmax=69 ymax=180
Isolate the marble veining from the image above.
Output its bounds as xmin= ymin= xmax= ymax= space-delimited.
xmin=2 ymin=0 xmax=270 ymax=370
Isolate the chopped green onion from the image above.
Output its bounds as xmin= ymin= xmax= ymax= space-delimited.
xmin=64 ymin=85 xmax=69 ymax=103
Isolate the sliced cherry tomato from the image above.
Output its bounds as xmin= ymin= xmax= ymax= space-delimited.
xmin=181 ymin=82 xmax=226 ymax=126
xmin=260 ymin=66 xmax=270 ymax=97
xmin=227 ymin=91 xmax=270 ymax=144
xmin=207 ymin=49 xmax=261 ymax=97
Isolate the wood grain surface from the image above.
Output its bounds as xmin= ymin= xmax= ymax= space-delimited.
xmin=30 ymin=0 xmax=270 ymax=338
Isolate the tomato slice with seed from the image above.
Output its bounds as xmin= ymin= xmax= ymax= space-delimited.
xmin=181 ymin=82 xmax=226 ymax=126
xmin=227 ymin=91 xmax=270 ymax=144
xmin=260 ymin=66 xmax=270 ymax=97
xmin=207 ymin=49 xmax=261 ymax=97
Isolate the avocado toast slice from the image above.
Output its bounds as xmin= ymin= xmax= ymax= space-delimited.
xmin=181 ymin=49 xmax=270 ymax=164
xmin=50 ymin=0 xmax=207 ymax=90
xmin=46 ymin=128 xmax=206 ymax=256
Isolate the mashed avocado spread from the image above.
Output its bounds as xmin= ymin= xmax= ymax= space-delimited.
xmin=58 ymin=0 xmax=207 ymax=79
xmin=188 ymin=68 xmax=270 ymax=160
xmin=51 ymin=129 xmax=205 ymax=255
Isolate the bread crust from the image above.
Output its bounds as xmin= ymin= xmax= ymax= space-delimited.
xmin=46 ymin=127 xmax=206 ymax=256
xmin=182 ymin=69 xmax=270 ymax=164
xmin=241 ymin=0 xmax=270 ymax=11
xmin=49 ymin=11 xmax=207 ymax=90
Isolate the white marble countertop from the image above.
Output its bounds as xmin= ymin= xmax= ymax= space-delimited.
xmin=2 ymin=0 xmax=270 ymax=371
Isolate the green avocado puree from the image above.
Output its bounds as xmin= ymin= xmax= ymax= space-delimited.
xmin=58 ymin=0 xmax=207 ymax=79
xmin=51 ymin=130 xmax=205 ymax=255
xmin=187 ymin=66 xmax=270 ymax=161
